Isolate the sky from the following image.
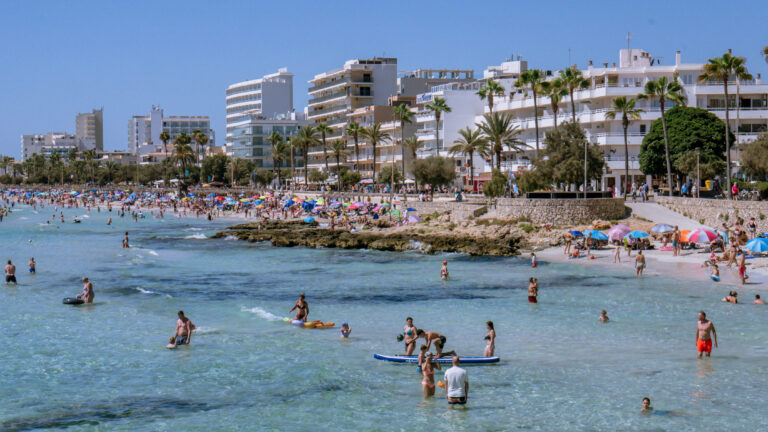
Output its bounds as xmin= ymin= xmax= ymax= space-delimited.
xmin=1 ymin=0 xmax=767 ymax=158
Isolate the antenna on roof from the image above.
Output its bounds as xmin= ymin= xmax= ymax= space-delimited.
xmin=627 ymin=32 xmax=632 ymax=51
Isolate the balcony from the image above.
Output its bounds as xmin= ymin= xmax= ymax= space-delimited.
xmin=308 ymin=77 xmax=350 ymax=94
xmin=308 ymin=90 xmax=348 ymax=106
xmin=307 ymin=104 xmax=350 ymax=119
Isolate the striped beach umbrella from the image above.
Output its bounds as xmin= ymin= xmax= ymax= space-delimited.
xmin=687 ymin=229 xmax=718 ymax=243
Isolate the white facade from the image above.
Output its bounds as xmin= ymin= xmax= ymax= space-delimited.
xmin=226 ymin=111 xmax=308 ymax=169
xmin=306 ymin=57 xmax=397 ymax=142
xmin=483 ymin=49 xmax=768 ymax=192
xmin=128 ymin=106 xmax=215 ymax=162
xmin=76 ymin=107 xmax=103 ymax=151
xmin=226 ymin=69 xmax=294 ymax=147
xmin=21 ymin=132 xmax=95 ymax=160
xmin=414 ymin=82 xmax=485 ymax=180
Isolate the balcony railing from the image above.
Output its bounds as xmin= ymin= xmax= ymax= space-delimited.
xmin=308 ymin=104 xmax=349 ymax=118
xmin=308 ymin=77 xmax=350 ymax=93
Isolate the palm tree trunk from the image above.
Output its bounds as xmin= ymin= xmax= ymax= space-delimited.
xmin=496 ymin=148 xmax=501 ymax=170
xmin=354 ymin=136 xmax=360 ymax=174
xmin=469 ymin=150 xmax=474 ymax=192
xmin=533 ymin=88 xmax=540 ymax=156
xmin=489 ymin=94 xmax=494 ymax=114
xmin=336 ymin=156 xmax=341 ymax=191
xmin=400 ymin=120 xmax=406 ymax=181
xmin=583 ymin=139 xmax=588 ymax=199
xmin=570 ymin=89 xmax=577 ymax=123
xmin=724 ymin=81 xmax=732 ymax=199
xmin=304 ymin=147 xmax=309 ymax=187
xmin=623 ymin=117 xmax=629 ymax=199
xmin=660 ymin=102 xmax=673 ymax=197
xmin=435 ymin=113 xmax=440 ymax=157
xmin=323 ymin=136 xmax=329 ymax=172
xmin=372 ymin=142 xmax=377 ymax=182
xmin=553 ymin=108 xmax=558 ymax=128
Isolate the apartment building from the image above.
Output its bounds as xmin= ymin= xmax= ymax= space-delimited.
xmin=226 ymin=69 xmax=294 ymax=147
xmin=128 ymin=106 xmax=214 ymax=163
xmin=21 ymin=132 xmax=96 ymax=160
xmin=486 ymin=49 xmax=768 ymax=192
xmin=76 ymin=108 xmax=104 ymax=151
xmin=227 ymin=111 xmax=308 ymax=170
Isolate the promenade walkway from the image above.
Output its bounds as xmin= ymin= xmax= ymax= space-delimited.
xmin=625 ymin=201 xmax=704 ymax=230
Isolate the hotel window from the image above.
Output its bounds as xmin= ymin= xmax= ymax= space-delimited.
xmin=639 ymin=124 xmax=646 ymax=135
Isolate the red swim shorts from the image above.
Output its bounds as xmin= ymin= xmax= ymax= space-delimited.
xmin=739 ymin=265 xmax=746 ymax=277
xmin=697 ymin=338 xmax=712 ymax=354
xmin=528 ymin=296 xmax=538 ymax=303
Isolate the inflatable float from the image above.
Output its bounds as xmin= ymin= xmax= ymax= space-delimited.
xmin=286 ymin=318 xmax=335 ymax=329
xmin=63 ymin=297 xmax=84 ymax=305
xmin=711 ymin=275 xmax=721 ymax=282
xmin=373 ymin=354 xmax=500 ymax=364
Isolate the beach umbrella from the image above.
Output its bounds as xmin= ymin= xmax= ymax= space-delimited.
xmin=680 ymin=230 xmax=691 ymax=242
xmin=329 ymin=203 xmax=341 ymax=208
xmin=569 ymin=230 xmax=584 ymax=237
xmin=381 ymin=203 xmax=391 ymax=207
xmin=407 ymin=208 xmax=417 ymax=212
xmin=347 ymin=204 xmax=360 ymax=210
xmin=624 ymin=230 xmax=649 ymax=239
xmin=215 ymin=196 xmax=226 ymax=201
xmin=407 ymin=215 xmax=421 ymax=223
xmin=303 ymin=217 xmax=315 ymax=223
xmin=607 ymin=225 xmax=631 ymax=240
xmin=239 ymin=198 xmax=250 ymax=202
xmin=651 ymin=224 xmax=675 ymax=233
xmin=372 ymin=205 xmax=382 ymax=212
xmin=746 ymin=238 xmax=768 ymax=253
xmin=583 ymin=230 xmax=608 ymax=241
xmin=687 ymin=229 xmax=718 ymax=243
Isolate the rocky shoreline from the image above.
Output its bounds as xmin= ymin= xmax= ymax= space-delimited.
xmin=213 ymin=220 xmax=522 ymax=256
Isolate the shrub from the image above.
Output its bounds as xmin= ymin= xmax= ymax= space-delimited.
xmin=519 ymin=223 xmax=535 ymax=233
xmin=760 ymin=213 xmax=766 ymax=220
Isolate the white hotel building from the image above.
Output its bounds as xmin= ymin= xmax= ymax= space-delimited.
xmin=482 ymin=49 xmax=768 ymax=193
xmin=128 ymin=106 xmax=214 ymax=162
xmin=225 ymin=68 xmax=294 ymax=153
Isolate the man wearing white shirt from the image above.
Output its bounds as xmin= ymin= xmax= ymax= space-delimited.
xmin=443 ymin=356 xmax=468 ymax=405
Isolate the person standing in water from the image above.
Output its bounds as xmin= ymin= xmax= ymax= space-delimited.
xmin=167 ymin=310 xmax=193 ymax=348
xmin=5 ymin=260 xmax=17 ymax=284
xmin=483 ymin=321 xmax=495 ymax=357
xmin=754 ymin=294 xmax=765 ymax=304
xmin=402 ymin=317 xmax=417 ymax=355
xmin=531 ymin=253 xmax=537 ymax=268
xmin=598 ymin=310 xmax=610 ymax=322
xmin=528 ymin=277 xmax=538 ymax=303
xmin=440 ymin=261 xmax=449 ymax=280
xmin=289 ymin=293 xmax=309 ymax=321
xmin=564 ymin=232 xmax=573 ymax=256
xmin=443 ymin=356 xmax=469 ymax=405
xmin=28 ymin=257 xmax=35 ymax=274
xmin=122 ymin=232 xmax=130 ymax=248
xmin=635 ymin=250 xmax=646 ymax=276
xmin=77 ymin=277 xmax=94 ymax=303
xmin=420 ymin=352 xmax=440 ymax=398
xmin=736 ymin=251 xmax=747 ymax=285
xmin=696 ymin=311 xmax=717 ymax=358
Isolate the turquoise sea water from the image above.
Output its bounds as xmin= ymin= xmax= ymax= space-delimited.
xmin=1 ymin=203 xmax=768 ymax=431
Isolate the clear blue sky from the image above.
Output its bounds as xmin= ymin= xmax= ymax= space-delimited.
xmin=1 ymin=0 xmax=766 ymax=158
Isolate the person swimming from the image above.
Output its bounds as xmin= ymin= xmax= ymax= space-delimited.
xmin=340 ymin=322 xmax=351 ymax=338
xmin=598 ymin=310 xmax=609 ymax=322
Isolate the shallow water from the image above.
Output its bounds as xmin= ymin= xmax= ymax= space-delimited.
xmin=2 ymin=203 xmax=768 ymax=431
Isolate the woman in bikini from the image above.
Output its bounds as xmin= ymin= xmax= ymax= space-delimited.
xmin=484 ymin=321 xmax=496 ymax=357
xmin=403 ymin=317 xmax=417 ymax=355
xmin=421 ymin=352 xmax=440 ymax=397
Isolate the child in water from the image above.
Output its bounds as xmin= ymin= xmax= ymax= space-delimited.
xmin=531 ymin=253 xmax=537 ymax=268
xmin=598 ymin=310 xmax=609 ymax=322
xmin=340 ymin=322 xmax=351 ymax=338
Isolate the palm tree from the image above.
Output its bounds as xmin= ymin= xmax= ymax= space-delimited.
xmin=516 ymin=70 xmax=547 ymax=155
xmin=296 ymin=125 xmax=320 ymax=186
xmin=559 ymin=67 xmax=590 ymax=123
xmin=638 ymin=75 xmax=686 ymax=195
xmin=159 ymin=131 xmax=171 ymax=160
xmin=316 ymin=123 xmax=333 ymax=173
xmin=763 ymin=46 xmax=768 ymax=63
xmin=605 ymin=97 xmax=644 ymax=199
xmin=699 ymin=53 xmax=747 ymax=199
xmin=476 ymin=112 xmax=524 ymax=169
xmin=48 ymin=153 xmax=63 ymax=184
xmin=449 ymin=127 xmax=490 ymax=190
xmin=426 ymin=97 xmax=451 ymax=155
xmin=104 ymin=161 xmax=118 ymax=183
xmin=393 ymin=104 xmax=414 ymax=177
xmin=476 ymin=79 xmax=506 ymax=113
xmin=173 ymin=133 xmax=194 ymax=180
xmin=541 ymin=78 xmax=568 ymax=128
xmin=331 ymin=139 xmax=348 ymax=191
xmin=267 ymin=131 xmax=284 ymax=186
xmin=346 ymin=122 xmax=363 ymax=174
xmin=193 ymin=130 xmax=209 ymax=163
xmin=82 ymin=149 xmax=97 ymax=183
xmin=403 ymin=136 xmax=423 ymax=183
xmin=361 ymin=123 xmax=390 ymax=182
xmin=0 ymin=156 xmax=12 ymax=177
xmin=288 ymin=136 xmax=300 ymax=191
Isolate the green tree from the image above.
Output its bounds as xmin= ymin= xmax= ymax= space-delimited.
xmin=699 ymin=52 xmax=747 ymax=197
xmin=476 ymin=112 xmax=524 ymax=169
xmin=48 ymin=152 xmax=63 ymax=184
xmin=426 ymin=97 xmax=451 ymax=155
xmin=516 ymin=69 xmax=546 ymax=154
xmin=346 ymin=122 xmax=363 ymax=174
xmin=340 ymin=169 xmax=361 ymax=187
xmin=403 ymin=136 xmax=422 ymax=182
xmin=193 ymin=130 xmax=209 ymax=163
xmin=361 ymin=122 xmax=390 ymax=182
xmin=254 ymin=169 xmax=276 ymax=186
xmin=605 ymin=97 xmax=644 ymax=198
xmin=476 ymin=79 xmax=505 ymax=113
xmin=541 ymin=78 xmax=567 ymax=128
xmin=449 ymin=127 xmax=490 ymax=189
xmin=638 ymin=75 xmax=686 ymax=194
xmin=393 ymin=104 xmax=414 ymax=177
xmin=316 ymin=123 xmax=333 ymax=172
xmin=559 ymin=67 xmax=590 ymax=123
xmin=201 ymin=154 xmax=229 ymax=183
xmin=638 ymin=107 xmax=730 ymax=184
xmin=740 ymin=134 xmax=768 ymax=177
xmin=330 ymin=139 xmax=348 ymax=190
xmin=82 ymin=149 xmax=97 ymax=183
xmin=675 ymin=150 xmax=726 ymax=180
xmin=376 ymin=165 xmax=402 ymax=185
xmin=412 ymin=156 xmax=455 ymax=188
xmin=288 ymin=136 xmax=300 ymax=190
xmin=483 ymin=169 xmax=507 ymax=197
xmin=527 ymin=122 xmax=605 ymax=189
xmin=308 ymin=169 xmax=328 ymax=184
xmin=296 ymin=125 xmax=320 ymax=186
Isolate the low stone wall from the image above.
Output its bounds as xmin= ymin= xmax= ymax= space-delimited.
xmin=657 ymin=197 xmax=768 ymax=231
xmin=408 ymin=198 xmax=626 ymax=224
